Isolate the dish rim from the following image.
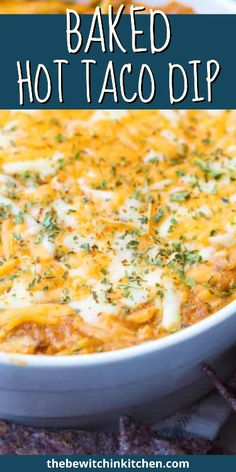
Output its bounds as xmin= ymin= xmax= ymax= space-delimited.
xmin=1 ymin=0 xmax=236 ymax=366
xmin=1 ymin=298 xmax=236 ymax=366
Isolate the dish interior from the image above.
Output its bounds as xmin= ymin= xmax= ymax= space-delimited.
xmin=1 ymin=108 xmax=236 ymax=355
xmin=1 ymin=2 xmax=236 ymax=356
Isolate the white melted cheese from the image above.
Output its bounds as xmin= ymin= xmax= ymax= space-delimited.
xmin=3 ymin=120 xmax=18 ymax=132
xmin=207 ymin=110 xmax=223 ymax=117
xmin=64 ymin=232 xmax=101 ymax=252
xmin=159 ymin=216 xmax=174 ymax=237
xmin=0 ymin=174 xmax=17 ymax=184
xmin=0 ymin=280 xmax=31 ymax=309
xmin=70 ymin=282 xmax=118 ymax=324
xmin=180 ymin=174 xmax=196 ymax=185
xmin=0 ymin=193 xmax=37 ymax=234
xmin=53 ymin=199 xmax=76 ymax=228
xmin=68 ymin=268 xmax=88 ymax=278
xmin=209 ymin=233 xmax=235 ymax=247
xmin=121 ymin=287 xmax=148 ymax=308
xmin=160 ymin=129 xmax=177 ymax=143
xmin=208 ymin=223 xmax=236 ymax=247
xmin=161 ymin=280 xmax=181 ymax=331
xmin=151 ymin=179 xmax=171 ymax=190
xmin=2 ymin=152 xmax=63 ymax=178
xmin=67 ymin=111 xmax=128 ymax=134
xmin=108 ymin=232 xmax=134 ymax=283
xmin=78 ymin=180 xmax=113 ymax=201
xmin=0 ymin=122 xmax=23 ymax=150
xmin=0 ymin=193 xmax=27 ymax=217
xmin=160 ymin=110 xmax=180 ymax=123
xmin=198 ymin=179 xmax=217 ymax=194
xmin=199 ymin=247 xmax=214 ymax=261
xmin=143 ymin=150 xmax=164 ymax=163
xmin=118 ymin=196 xmax=142 ymax=228
xmin=0 ymin=174 xmax=18 ymax=196
xmin=90 ymin=110 xmax=128 ymax=123
xmin=196 ymin=205 xmax=212 ymax=218
xmin=0 ymin=193 xmax=54 ymax=256
xmin=0 ymin=135 xmax=15 ymax=150
xmin=144 ymin=268 xmax=163 ymax=287
xmin=146 ymin=245 xmax=159 ymax=260
xmin=108 ymin=255 xmax=133 ymax=284
xmin=41 ymin=237 xmax=55 ymax=256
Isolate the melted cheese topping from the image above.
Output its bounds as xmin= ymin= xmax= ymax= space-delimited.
xmin=1 ymin=109 xmax=236 ymax=355
xmin=0 ymin=1 xmax=194 ymax=14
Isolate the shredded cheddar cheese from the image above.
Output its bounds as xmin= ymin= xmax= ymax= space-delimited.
xmin=0 ymin=109 xmax=236 ymax=354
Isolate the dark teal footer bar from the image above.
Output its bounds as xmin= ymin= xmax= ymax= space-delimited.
xmin=0 ymin=455 xmax=236 ymax=472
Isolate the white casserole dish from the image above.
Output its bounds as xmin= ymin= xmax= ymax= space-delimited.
xmin=1 ymin=0 xmax=236 ymax=428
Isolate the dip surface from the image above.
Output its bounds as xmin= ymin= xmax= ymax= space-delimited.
xmin=0 ymin=109 xmax=236 ymax=354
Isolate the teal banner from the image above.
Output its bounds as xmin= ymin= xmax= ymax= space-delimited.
xmin=0 ymin=455 xmax=236 ymax=470
xmin=0 ymin=13 xmax=234 ymax=108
